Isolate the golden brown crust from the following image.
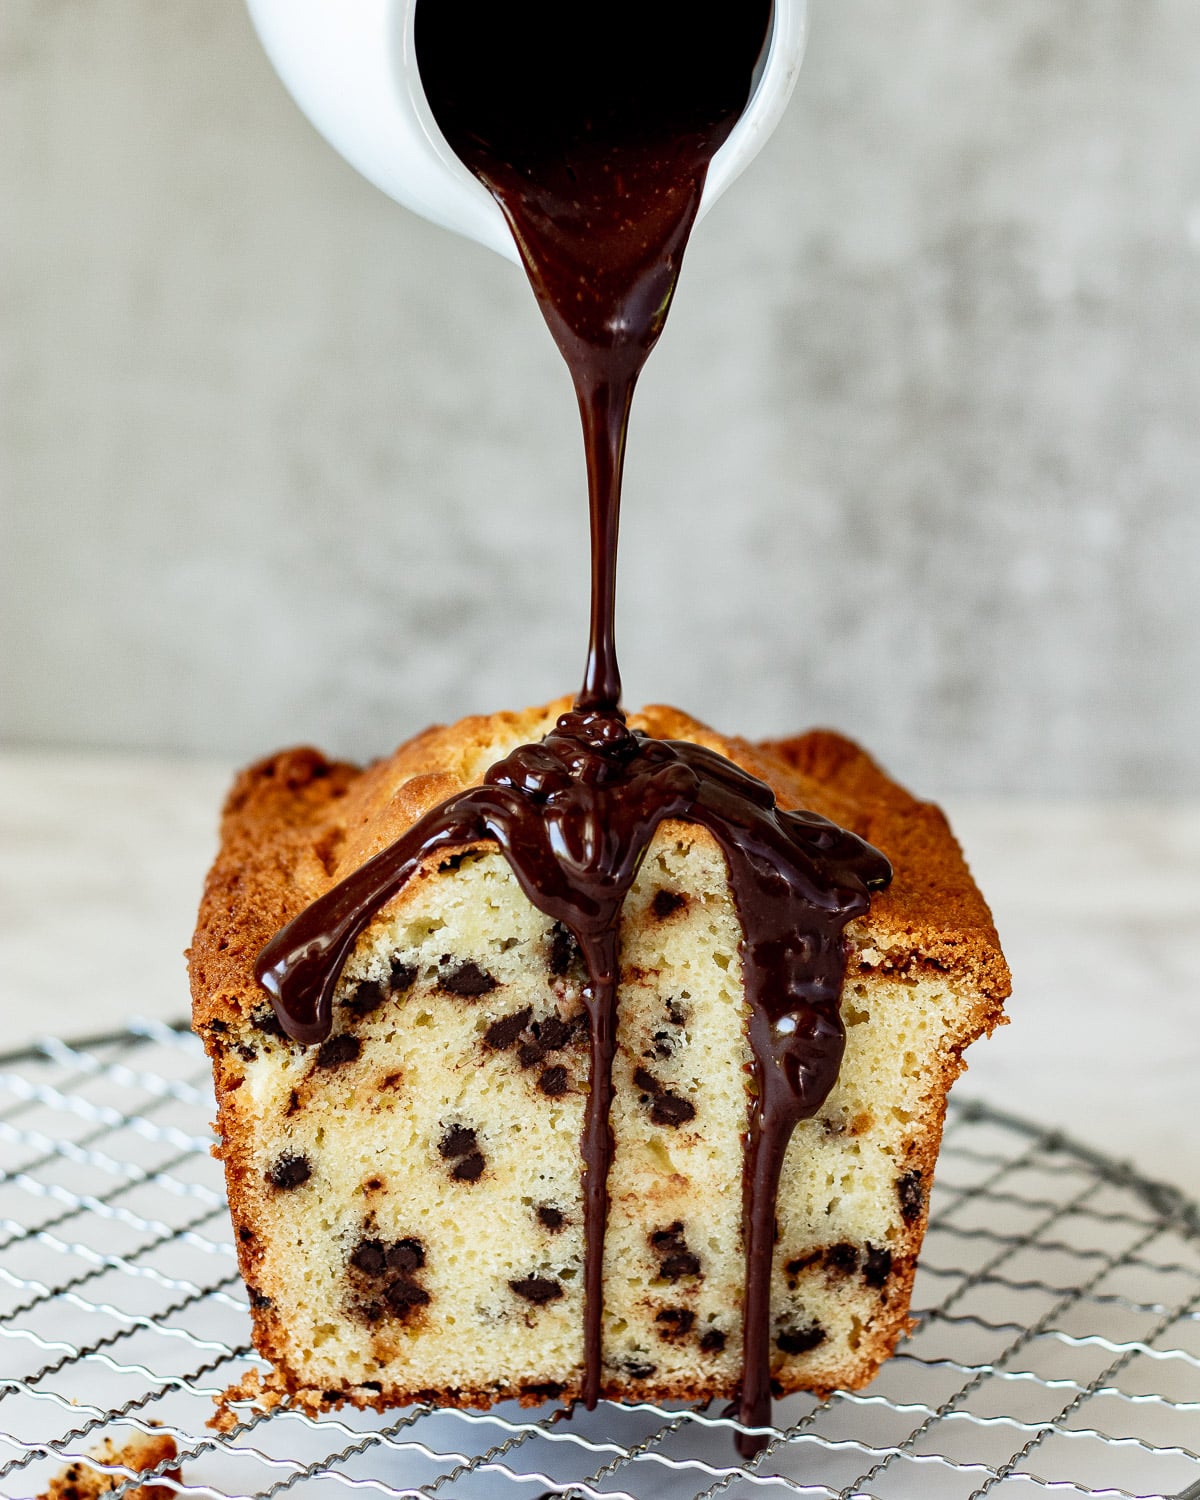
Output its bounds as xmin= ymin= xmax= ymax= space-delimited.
xmin=756 ymin=728 xmax=1010 ymax=1003
xmin=189 ymin=702 xmax=1010 ymax=1038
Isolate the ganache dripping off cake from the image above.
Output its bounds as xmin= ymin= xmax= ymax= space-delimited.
xmin=192 ymin=0 xmax=1011 ymax=1442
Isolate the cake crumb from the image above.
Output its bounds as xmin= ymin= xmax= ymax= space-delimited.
xmin=37 ymin=1431 xmax=179 ymax=1500
xmin=211 ymin=1367 xmax=293 ymax=1432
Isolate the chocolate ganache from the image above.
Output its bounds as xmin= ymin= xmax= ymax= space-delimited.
xmin=256 ymin=1 xmax=892 ymax=1451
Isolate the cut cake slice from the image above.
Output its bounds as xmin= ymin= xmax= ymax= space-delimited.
xmin=189 ymin=700 xmax=1009 ymax=1416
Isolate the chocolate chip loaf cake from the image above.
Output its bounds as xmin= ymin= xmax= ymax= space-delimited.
xmin=189 ymin=701 xmax=1008 ymax=1419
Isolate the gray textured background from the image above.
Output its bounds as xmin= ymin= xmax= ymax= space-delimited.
xmin=2 ymin=1 xmax=1198 ymax=795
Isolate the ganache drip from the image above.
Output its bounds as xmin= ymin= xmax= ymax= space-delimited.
xmin=256 ymin=0 xmax=894 ymax=1454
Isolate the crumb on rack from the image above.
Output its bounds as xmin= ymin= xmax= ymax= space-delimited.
xmin=37 ymin=1430 xmax=179 ymax=1500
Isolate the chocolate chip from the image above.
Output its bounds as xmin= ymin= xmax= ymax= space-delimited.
xmin=534 ymin=1015 xmax=572 ymax=1052
xmin=236 ymin=1044 xmax=257 ymax=1062
xmin=439 ymin=1125 xmax=477 ymax=1159
xmin=548 ymin=922 xmax=581 ymax=976
xmin=623 ymin=1359 xmax=657 ymax=1379
xmin=440 ymin=960 xmax=497 ymax=997
xmin=266 ymin=1153 xmax=311 ymax=1190
xmin=897 ymin=1169 xmax=925 ymax=1224
xmin=485 ymin=1006 xmax=533 ymax=1051
xmin=250 ymin=1007 xmax=286 ymax=1039
xmin=785 ymin=1250 xmax=820 ymax=1286
xmin=285 ymin=1089 xmax=301 ymax=1117
xmin=510 ymin=1276 xmax=563 ymax=1305
xmin=248 ymin=1288 xmax=273 ymax=1310
xmin=826 ymin=1242 xmax=859 ymax=1277
xmin=655 ymin=1307 xmax=695 ymax=1338
xmin=519 ymin=1039 xmax=547 ymax=1068
xmin=364 ymin=1176 xmax=385 ymax=1192
xmin=387 ymin=1238 xmax=425 ymax=1273
xmin=452 ymin=1150 xmax=486 ymax=1182
xmin=650 ymin=1223 xmax=701 ymax=1280
xmin=208 ymin=1018 xmax=229 ymax=1034
xmin=316 ymin=1033 xmax=361 ymax=1070
xmin=777 ymin=1321 xmax=826 ymax=1356
xmin=633 ymin=1066 xmax=659 ymax=1095
xmin=665 ymin=1000 xmax=688 ymax=1027
xmin=537 ymin=1204 xmax=565 ymax=1232
xmin=649 ymin=1031 xmax=674 ymax=1060
xmin=238 ymin=1226 xmax=254 ymax=1243
xmin=440 ymin=1125 xmax=486 ymax=1179
xmin=538 ymin=1065 xmax=569 ymax=1097
xmin=651 ymin=889 xmax=686 ymax=919
xmin=360 ymin=1300 xmax=383 ymax=1324
xmin=385 ymin=1277 xmax=431 ymax=1314
xmin=343 ymin=980 xmax=386 ymax=1018
xmin=700 ymin=1329 xmax=726 ymax=1354
xmin=651 ymin=1091 xmax=695 ymax=1128
xmin=661 ymin=1250 xmax=701 ymax=1280
xmin=351 ymin=1239 xmax=387 ymax=1277
xmin=389 ymin=959 xmax=417 ymax=993
xmin=863 ymin=1244 xmax=893 ymax=1289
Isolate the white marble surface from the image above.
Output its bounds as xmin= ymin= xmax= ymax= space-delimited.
xmin=0 ymin=749 xmax=1196 ymax=1204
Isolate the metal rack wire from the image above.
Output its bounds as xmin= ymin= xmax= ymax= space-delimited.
xmin=0 ymin=1019 xmax=1197 ymax=1500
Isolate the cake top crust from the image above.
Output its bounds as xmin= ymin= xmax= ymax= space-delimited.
xmin=189 ymin=701 xmax=1010 ymax=1034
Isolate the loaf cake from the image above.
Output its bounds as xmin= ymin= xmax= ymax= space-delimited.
xmin=189 ymin=700 xmax=1008 ymax=1419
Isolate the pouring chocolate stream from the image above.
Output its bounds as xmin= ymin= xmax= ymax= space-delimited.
xmin=256 ymin=1 xmax=891 ymax=1449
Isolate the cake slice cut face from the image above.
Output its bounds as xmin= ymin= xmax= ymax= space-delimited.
xmin=189 ymin=701 xmax=1008 ymax=1417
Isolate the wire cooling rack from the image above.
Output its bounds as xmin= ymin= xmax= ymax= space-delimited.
xmin=0 ymin=1021 xmax=1198 ymax=1500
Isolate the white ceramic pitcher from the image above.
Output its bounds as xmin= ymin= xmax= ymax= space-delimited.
xmin=246 ymin=0 xmax=808 ymax=264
